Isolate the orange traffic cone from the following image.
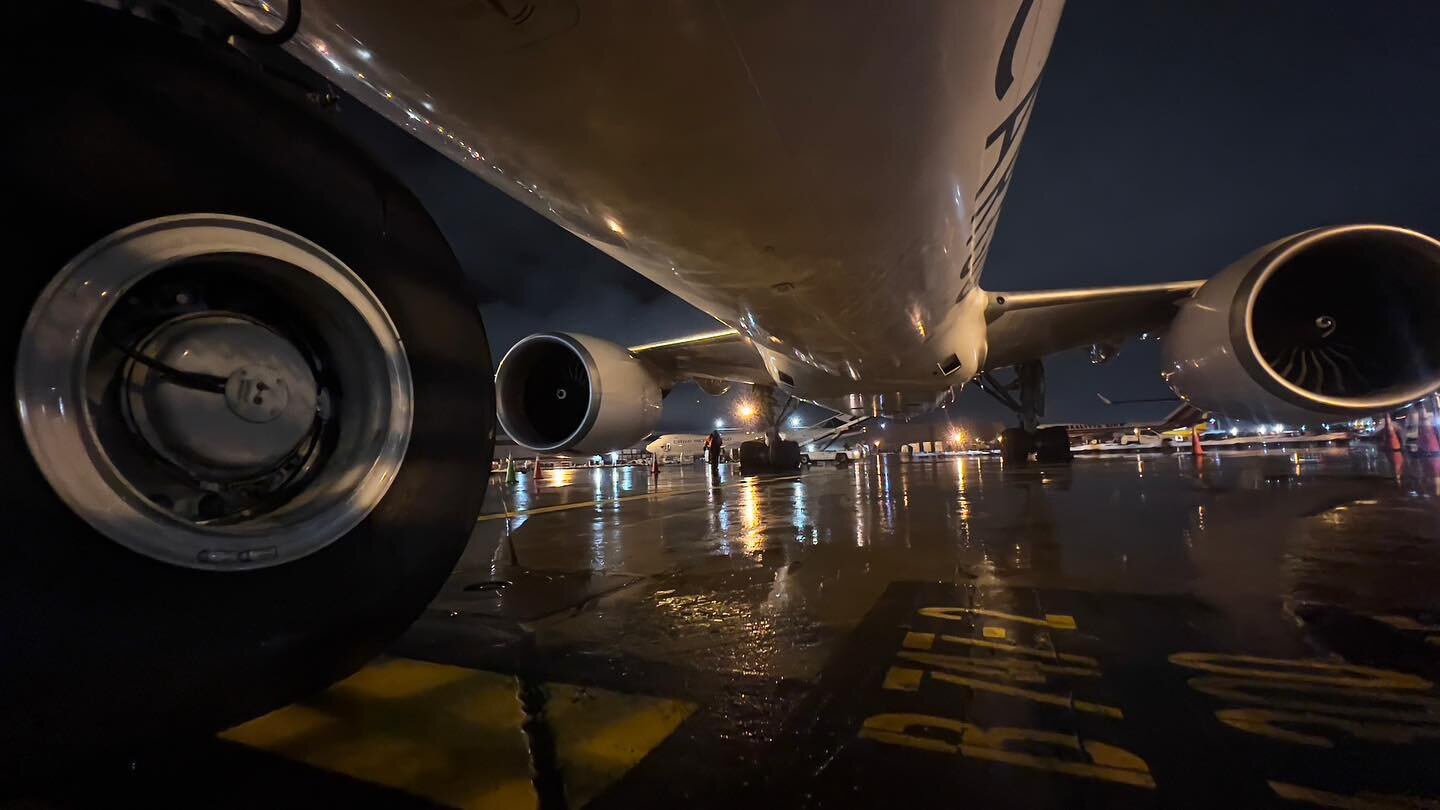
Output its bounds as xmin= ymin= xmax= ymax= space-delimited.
xmin=1421 ymin=409 xmax=1440 ymax=456
xmin=1190 ymin=427 xmax=1205 ymax=456
xmin=1384 ymin=415 xmax=1403 ymax=453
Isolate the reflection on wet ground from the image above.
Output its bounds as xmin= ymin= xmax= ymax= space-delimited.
xmin=29 ymin=449 xmax=1440 ymax=807
xmin=441 ymin=450 xmax=1440 ymax=679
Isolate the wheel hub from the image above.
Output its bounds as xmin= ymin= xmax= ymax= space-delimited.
xmin=14 ymin=215 xmax=413 ymax=570
xmin=125 ymin=314 xmax=317 ymax=479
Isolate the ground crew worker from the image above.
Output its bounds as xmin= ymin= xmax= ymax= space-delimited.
xmin=704 ymin=430 xmax=723 ymax=471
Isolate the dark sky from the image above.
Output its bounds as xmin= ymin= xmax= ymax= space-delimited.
xmin=348 ymin=1 xmax=1440 ymax=434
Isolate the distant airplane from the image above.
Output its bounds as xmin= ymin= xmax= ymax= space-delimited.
xmin=645 ymin=415 xmax=868 ymax=463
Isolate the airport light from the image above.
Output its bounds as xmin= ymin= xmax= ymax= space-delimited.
xmin=880 ymin=421 xmax=888 ymax=429
xmin=737 ymin=402 xmax=757 ymax=421
xmin=949 ymin=430 xmax=965 ymax=445
xmin=714 ymin=418 xmax=724 ymax=429
xmin=789 ymin=416 xmax=802 ymax=428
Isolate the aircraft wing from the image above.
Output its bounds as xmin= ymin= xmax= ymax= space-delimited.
xmin=981 ymin=280 xmax=1205 ymax=370
xmin=628 ymin=328 xmax=771 ymax=388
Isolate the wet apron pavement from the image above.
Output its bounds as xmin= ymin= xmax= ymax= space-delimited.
xmin=18 ymin=449 xmax=1440 ymax=808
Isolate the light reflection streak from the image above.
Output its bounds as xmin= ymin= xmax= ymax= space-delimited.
xmin=791 ymin=480 xmax=809 ymax=544
xmin=738 ymin=479 xmax=763 ymax=554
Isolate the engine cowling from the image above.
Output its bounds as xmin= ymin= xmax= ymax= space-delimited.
xmin=495 ymin=332 xmax=665 ymax=454
xmin=1163 ymin=225 xmax=1440 ymax=422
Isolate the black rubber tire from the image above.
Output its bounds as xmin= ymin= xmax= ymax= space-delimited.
xmin=1034 ymin=426 xmax=1074 ymax=464
xmin=738 ymin=440 xmax=770 ymax=474
xmin=999 ymin=428 xmax=1034 ymax=465
xmin=836 ymin=452 xmax=851 ymax=466
xmin=1 ymin=5 xmax=492 ymax=763
xmin=771 ymin=440 xmax=803 ymax=471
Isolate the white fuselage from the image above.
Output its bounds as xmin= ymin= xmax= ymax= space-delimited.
xmin=645 ymin=421 xmax=857 ymax=460
xmin=284 ymin=0 xmax=1064 ymax=413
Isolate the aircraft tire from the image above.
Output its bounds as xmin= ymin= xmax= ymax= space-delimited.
xmin=1034 ymin=427 xmax=1074 ymax=463
xmin=999 ymin=428 xmax=1034 ymax=464
xmin=771 ymin=440 xmax=803 ymax=471
xmin=738 ymin=440 xmax=770 ymax=474
xmin=2 ymin=4 xmax=491 ymax=766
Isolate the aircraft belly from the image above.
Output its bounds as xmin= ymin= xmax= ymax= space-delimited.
xmin=288 ymin=0 xmax=1060 ymax=389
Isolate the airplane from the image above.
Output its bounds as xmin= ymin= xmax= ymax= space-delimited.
xmin=1045 ymin=402 xmax=1207 ymax=449
xmin=645 ymin=414 xmax=868 ymax=464
xmin=8 ymin=1 xmax=1440 ymax=763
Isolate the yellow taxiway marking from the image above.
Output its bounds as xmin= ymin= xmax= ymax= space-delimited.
xmin=1269 ymin=780 xmax=1440 ymax=809
xmin=223 ymin=657 xmax=695 ymax=809
xmin=476 ymin=474 xmax=805 ymax=522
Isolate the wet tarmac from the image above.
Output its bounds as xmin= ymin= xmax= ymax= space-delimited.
xmin=15 ymin=448 xmax=1440 ymax=808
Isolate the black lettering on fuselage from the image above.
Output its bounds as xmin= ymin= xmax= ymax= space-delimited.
xmin=995 ymin=0 xmax=1036 ymax=100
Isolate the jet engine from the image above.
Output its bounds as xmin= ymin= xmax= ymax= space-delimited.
xmin=1163 ymin=225 xmax=1440 ymax=422
xmin=496 ymin=332 xmax=666 ymax=454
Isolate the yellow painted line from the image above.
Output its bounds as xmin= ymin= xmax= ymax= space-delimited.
xmin=882 ymin=666 xmax=924 ymax=692
xmin=1169 ymin=652 xmax=1433 ymax=690
xmin=1374 ymin=615 xmax=1440 ymax=632
xmin=918 ymin=607 xmax=1079 ymax=631
xmin=982 ymin=626 xmax=1007 ymax=640
xmin=936 ymin=634 xmax=1100 ymax=667
xmin=223 ymin=657 xmax=695 ymax=809
xmin=477 ymin=474 xmax=804 ymax=522
xmin=860 ymin=714 xmax=1155 ymax=789
xmin=1045 ymin=614 xmax=1078 ymax=630
xmin=897 ymin=650 xmax=1100 ymax=683
xmin=930 ymin=671 xmax=1123 ymax=719
xmin=1269 ymin=780 xmax=1440 ymax=809
xmin=545 ymin=682 xmax=695 ymax=807
xmin=223 ymin=658 xmax=536 ymax=809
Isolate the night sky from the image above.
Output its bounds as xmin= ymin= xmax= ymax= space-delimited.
xmin=346 ymin=1 xmax=1440 ymax=436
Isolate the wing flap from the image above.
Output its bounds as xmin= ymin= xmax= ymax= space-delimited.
xmin=628 ymin=328 xmax=771 ymax=386
xmin=982 ymin=280 xmax=1204 ymax=369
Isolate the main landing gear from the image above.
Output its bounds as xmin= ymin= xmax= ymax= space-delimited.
xmin=975 ymin=361 xmax=1073 ymax=465
xmin=3 ymin=3 xmax=492 ymax=765
xmin=737 ymin=386 xmax=803 ymax=475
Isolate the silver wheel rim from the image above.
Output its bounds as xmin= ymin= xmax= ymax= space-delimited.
xmin=15 ymin=214 xmax=413 ymax=570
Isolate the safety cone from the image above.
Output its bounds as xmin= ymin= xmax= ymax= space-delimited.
xmin=1190 ymin=427 xmax=1205 ymax=456
xmin=1422 ymin=410 xmax=1440 ymax=456
xmin=1384 ymin=415 xmax=1403 ymax=453
xmin=504 ymin=455 xmax=517 ymax=486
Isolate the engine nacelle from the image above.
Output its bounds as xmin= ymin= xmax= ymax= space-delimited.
xmin=496 ymin=332 xmax=665 ymax=454
xmin=1163 ymin=225 xmax=1440 ymax=422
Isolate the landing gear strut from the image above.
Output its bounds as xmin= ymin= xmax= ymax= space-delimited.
xmin=738 ymin=386 xmax=802 ymax=475
xmin=976 ymin=361 xmax=1072 ymax=465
